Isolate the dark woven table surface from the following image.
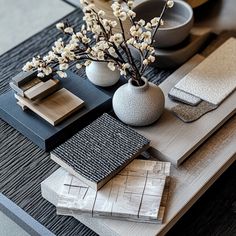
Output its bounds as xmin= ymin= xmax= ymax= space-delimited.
xmin=0 ymin=8 xmax=235 ymax=236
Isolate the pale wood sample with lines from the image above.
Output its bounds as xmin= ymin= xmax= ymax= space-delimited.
xmin=43 ymin=160 xmax=171 ymax=223
xmin=16 ymin=88 xmax=84 ymax=126
xmin=24 ymin=79 xmax=60 ymax=101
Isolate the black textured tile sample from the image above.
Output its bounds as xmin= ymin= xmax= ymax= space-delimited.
xmin=52 ymin=113 xmax=150 ymax=189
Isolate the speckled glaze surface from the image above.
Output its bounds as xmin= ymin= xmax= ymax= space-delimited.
xmin=112 ymin=78 xmax=165 ymax=126
xmin=86 ymin=61 xmax=120 ymax=87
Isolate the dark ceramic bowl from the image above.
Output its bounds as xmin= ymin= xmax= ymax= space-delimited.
xmin=134 ymin=0 xmax=194 ymax=48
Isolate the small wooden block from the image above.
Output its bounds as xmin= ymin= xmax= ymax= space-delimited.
xmin=9 ymin=82 xmax=25 ymax=97
xmin=17 ymin=101 xmax=28 ymax=111
xmin=24 ymin=79 xmax=60 ymax=101
xmin=20 ymin=78 xmax=42 ymax=91
xmin=16 ymin=88 xmax=84 ymax=126
xmin=12 ymin=70 xmax=38 ymax=86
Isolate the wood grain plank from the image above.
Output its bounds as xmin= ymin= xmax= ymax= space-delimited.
xmin=24 ymin=79 xmax=60 ymax=100
xmin=16 ymin=88 xmax=84 ymax=126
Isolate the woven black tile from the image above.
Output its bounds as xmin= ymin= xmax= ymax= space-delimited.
xmin=52 ymin=113 xmax=150 ymax=188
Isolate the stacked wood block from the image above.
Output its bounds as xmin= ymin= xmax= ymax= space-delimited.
xmin=10 ymin=71 xmax=85 ymax=126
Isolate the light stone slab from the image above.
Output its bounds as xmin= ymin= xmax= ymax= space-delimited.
xmin=0 ymin=0 xmax=74 ymax=55
xmin=47 ymin=160 xmax=171 ymax=224
xmin=175 ymin=38 xmax=236 ymax=105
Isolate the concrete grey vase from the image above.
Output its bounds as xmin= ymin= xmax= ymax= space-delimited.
xmin=112 ymin=78 xmax=165 ymax=126
xmin=86 ymin=61 xmax=120 ymax=87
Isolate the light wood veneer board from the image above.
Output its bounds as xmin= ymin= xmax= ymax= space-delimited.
xmin=16 ymin=88 xmax=84 ymax=126
xmin=42 ymin=114 xmax=236 ymax=236
xmin=135 ymin=54 xmax=236 ymax=166
xmin=24 ymin=79 xmax=60 ymax=101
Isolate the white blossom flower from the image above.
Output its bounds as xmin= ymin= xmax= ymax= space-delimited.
xmin=59 ymin=63 xmax=69 ymax=71
xmin=43 ymin=66 xmax=53 ymax=75
xmin=140 ymin=31 xmax=152 ymax=44
xmin=143 ymin=59 xmax=148 ymax=65
xmin=56 ymin=71 xmax=67 ymax=78
xmin=148 ymin=55 xmax=155 ymax=63
xmin=127 ymin=10 xmax=136 ymax=19
xmin=37 ymin=72 xmax=45 ymax=78
xmin=24 ymin=0 xmax=171 ymax=86
xmin=110 ymin=20 xmax=117 ymax=28
xmin=76 ymin=63 xmax=83 ymax=69
xmin=56 ymin=22 xmax=64 ymax=30
xmin=81 ymin=36 xmax=91 ymax=44
xmin=107 ymin=62 xmax=116 ymax=71
xmin=151 ymin=17 xmax=160 ymax=27
xmin=138 ymin=19 xmax=146 ymax=27
xmin=145 ymin=22 xmax=152 ymax=30
xmin=109 ymin=33 xmax=123 ymax=46
xmin=108 ymin=47 xmax=118 ymax=58
xmin=127 ymin=0 xmax=134 ymax=8
xmin=140 ymin=42 xmax=148 ymax=51
xmin=167 ymin=0 xmax=174 ymax=8
xmin=22 ymin=62 xmax=33 ymax=71
xmin=97 ymin=51 xmax=105 ymax=60
xmin=98 ymin=10 xmax=105 ymax=17
xmin=84 ymin=60 xmax=91 ymax=66
xmin=119 ymin=12 xmax=127 ymax=21
xmin=64 ymin=27 xmax=73 ymax=34
xmin=126 ymin=37 xmax=135 ymax=45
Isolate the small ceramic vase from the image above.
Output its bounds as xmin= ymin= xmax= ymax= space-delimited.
xmin=112 ymin=77 xmax=165 ymax=126
xmin=86 ymin=61 xmax=120 ymax=87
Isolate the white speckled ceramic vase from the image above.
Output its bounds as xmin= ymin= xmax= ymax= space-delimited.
xmin=86 ymin=61 xmax=120 ymax=87
xmin=112 ymin=77 xmax=165 ymax=126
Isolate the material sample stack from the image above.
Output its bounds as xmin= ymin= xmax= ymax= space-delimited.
xmin=42 ymin=113 xmax=171 ymax=223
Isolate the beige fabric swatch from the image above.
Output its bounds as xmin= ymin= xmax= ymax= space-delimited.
xmin=175 ymin=38 xmax=236 ymax=105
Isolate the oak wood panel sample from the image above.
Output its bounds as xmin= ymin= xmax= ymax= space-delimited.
xmin=16 ymin=88 xmax=84 ymax=126
xmin=135 ymin=54 xmax=236 ymax=166
xmin=20 ymin=77 xmax=42 ymax=91
xmin=11 ymin=70 xmax=37 ymax=86
xmin=42 ymin=115 xmax=236 ymax=236
xmin=52 ymin=160 xmax=170 ymax=223
xmin=24 ymin=79 xmax=60 ymax=101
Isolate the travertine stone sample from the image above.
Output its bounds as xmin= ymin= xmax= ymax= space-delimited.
xmin=43 ymin=159 xmax=171 ymax=223
xmin=168 ymin=87 xmax=202 ymax=106
xmin=175 ymin=38 xmax=236 ymax=105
